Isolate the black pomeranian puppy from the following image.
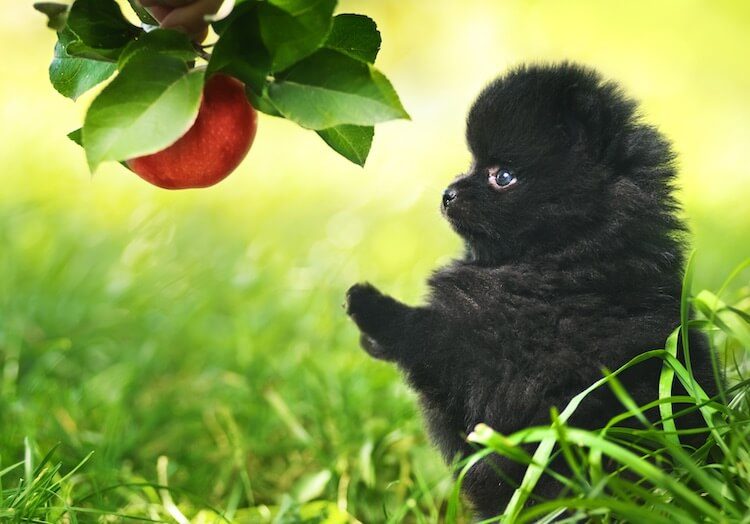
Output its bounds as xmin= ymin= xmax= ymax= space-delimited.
xmin=345 ymin=63 xmax=716 ymax=518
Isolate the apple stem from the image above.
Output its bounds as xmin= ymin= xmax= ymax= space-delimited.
xmin=194 ymin=46 xmax=212 ymax=62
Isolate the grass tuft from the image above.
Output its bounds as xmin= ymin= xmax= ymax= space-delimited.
xmin=463 ymin=258 xmax=750 ymax=523
xmin=1 ymin=191 xmax=748 ymax=521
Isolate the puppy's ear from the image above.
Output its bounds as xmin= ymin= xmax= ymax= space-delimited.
xmin=561 ymin=81 xmax=632 ymax=162
xmin=561 ymin=85 xmax=609 ymax=157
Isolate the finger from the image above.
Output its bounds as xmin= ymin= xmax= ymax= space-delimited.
xmin=160 ymin=0 xmax=222 ymax=40
xmin=192 ymin=27 xmax=210 ymax=43
xmin=145 ymin=5 xmax=173 ymax=23
xmin=140 ymin=0 xmax=193 ymax=7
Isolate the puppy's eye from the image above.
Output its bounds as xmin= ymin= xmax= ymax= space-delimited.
xmin=488 ymin=167 xmax=517 ymax=191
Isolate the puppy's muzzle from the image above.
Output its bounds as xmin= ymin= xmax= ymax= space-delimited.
xmin=442 ymin=188 xmax=458 ymax=208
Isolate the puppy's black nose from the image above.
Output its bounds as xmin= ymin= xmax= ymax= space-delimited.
xmin=442 ymin=188 xmax=457 ymax=208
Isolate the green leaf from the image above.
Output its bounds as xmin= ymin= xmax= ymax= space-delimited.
xmin=317 ymin=125 xmax=373 ymax=166
xmin=211 ymin=0 xmax=335 ymax=72
xmin=126 ymin=0 xmax=159 ymax=26
xmin=324 ymin=14 xmax=381 ymax=63
xmin=245 ymin=88 xmax=282 ymax=117
xmin=64 ymin=41 xmax=121 ymax=62
xmin=33 ymin=2 xmax=69 ymax=31
xmin=69 ymin=128 xmax=133 ymax=172
xmin=83 ymin=54 xmax=205 ymax=172
xmin=67 ymin=0 xmax=141 ymax=50
xmin=67 ymin=128 xmax=82 ymax=146
xmin=119 ymin=29 xmax=198 ymax=69
xmin=207 ymin=4 xmax=271 ymax=94
xmin=50 ymin=28 xmax=117 ymax=100
xmin=267 ymin=49 xmax=409 ymax=129
xmin=258 ymin=0 xmax=336 ymax=72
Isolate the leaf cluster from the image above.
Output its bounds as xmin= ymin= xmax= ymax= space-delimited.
xmin=34 ymin=0 xmax=409 ymax=170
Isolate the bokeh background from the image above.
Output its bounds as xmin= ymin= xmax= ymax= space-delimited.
xmin=1 ymin=1 xmax=749 ymax=521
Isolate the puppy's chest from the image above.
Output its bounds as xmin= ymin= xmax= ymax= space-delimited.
xmin=430 ymin=272 xmax=562 ymax=345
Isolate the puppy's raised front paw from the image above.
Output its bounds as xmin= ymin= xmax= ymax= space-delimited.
xmin=345 ymin=282 xmax=384 ymax=319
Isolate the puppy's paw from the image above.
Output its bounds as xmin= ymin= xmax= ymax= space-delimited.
xmin=345 ymin=282 xmax=384 ymax=320
xmin=346 ymin=283 xmax=406 ymax=361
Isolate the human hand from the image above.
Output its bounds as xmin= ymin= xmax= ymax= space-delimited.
xmin=138 ymin=0 xmax=224 ymax=41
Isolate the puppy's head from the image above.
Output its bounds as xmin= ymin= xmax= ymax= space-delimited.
xmin=443 ymin=62 xmax=676 ymax=263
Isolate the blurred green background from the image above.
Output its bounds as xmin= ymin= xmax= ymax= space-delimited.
xmin=1 ymin=1 xmax=749 ymax=521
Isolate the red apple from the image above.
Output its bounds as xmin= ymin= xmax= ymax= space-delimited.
xmin=127 ymin=74 xmax=258 ymax=190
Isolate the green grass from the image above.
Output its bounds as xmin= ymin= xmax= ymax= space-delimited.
xmin=1 ymin=183 xmax=749 ymax=523
xmin=0 ymin=186 xmax=464 ymax=523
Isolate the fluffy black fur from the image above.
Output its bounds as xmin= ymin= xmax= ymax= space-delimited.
xmin=345 ymin=63 xmax=716 ymax=518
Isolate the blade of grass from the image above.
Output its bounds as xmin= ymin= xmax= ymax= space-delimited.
xmin=471 ymin=424 xmax=725 ymax=521
xmin=660 ymin=328 xmax=680 ymax=446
